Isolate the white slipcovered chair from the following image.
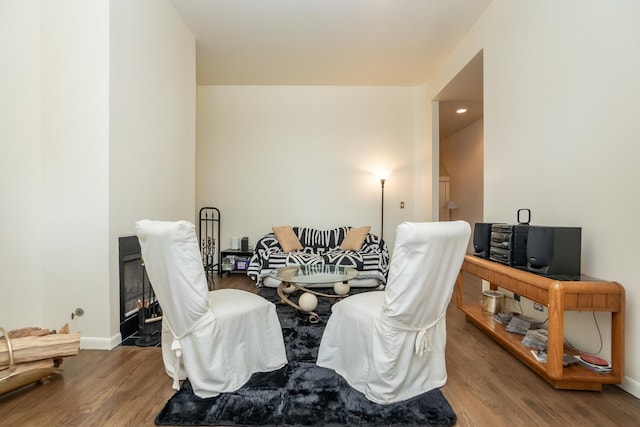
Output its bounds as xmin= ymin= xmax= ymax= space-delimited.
xmin=316 ymin=221 xmax=470 ymax=404
xmin=135 ymin=219 xmax=287 ymax=398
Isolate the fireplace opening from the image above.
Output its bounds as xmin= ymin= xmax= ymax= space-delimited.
xmin=119 ymin=236 xmax=162 ymax=346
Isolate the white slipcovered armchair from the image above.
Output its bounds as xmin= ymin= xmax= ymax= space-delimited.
xmin=135 ymin=219 xmax=287 ymax=398
xmin=316 ymin=221 xmax=470 ymax=404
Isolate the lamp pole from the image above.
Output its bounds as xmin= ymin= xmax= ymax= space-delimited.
xmin=375 ymin=170 xmax=390 ymax=241
xmin=380 ymin=178 xmax=385 ymax=240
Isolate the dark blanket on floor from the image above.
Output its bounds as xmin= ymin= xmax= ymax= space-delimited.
xmin=155 ymin=287 xmax=457 ymax=426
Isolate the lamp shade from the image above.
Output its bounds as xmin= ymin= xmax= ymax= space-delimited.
xmin=375 ymin=170 xmax=391 ymax=181
xmin=444 ymin=200 xmax=458 ymax=210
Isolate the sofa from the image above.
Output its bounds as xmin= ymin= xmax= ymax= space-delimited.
xmin=247 ymin=226 xmax=390 ymax=288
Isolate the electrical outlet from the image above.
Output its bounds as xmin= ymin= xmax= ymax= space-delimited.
xmin=400 ymin=201 xmax=405 ymax=209
xmin=534 ymin=303 xmax=544 ymax=312
xmin=514 ymin=293 xmax=520 ymax=301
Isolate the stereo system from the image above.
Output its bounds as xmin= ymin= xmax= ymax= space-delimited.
xmin=473 ymin=211 xmax=582 ymax=277
xmin=489 ymin=224 xmax=529 ymax=267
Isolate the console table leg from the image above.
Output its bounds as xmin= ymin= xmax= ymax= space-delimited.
xmin=547 ymin=281 xmax=565 ymax=380
xmin=611 ymin=287 xmax=625 ymax=379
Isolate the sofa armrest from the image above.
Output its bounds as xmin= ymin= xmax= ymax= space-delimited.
xmin=359 ymin=233 xmax=390 ymax=280
xmin=247 ymin=233 xmax=282 ymax=283
xmin=360 ymin=233 xmax=387 ymax=253
xmin=255 ymin=233 xmax=281 ymax=252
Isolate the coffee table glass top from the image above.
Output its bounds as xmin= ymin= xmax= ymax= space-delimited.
xmin=270 ymin=264 xmax=358 ymax=284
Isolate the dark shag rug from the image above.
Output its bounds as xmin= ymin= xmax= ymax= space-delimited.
xmin=155 ymin=287 xmax=457 ymax=426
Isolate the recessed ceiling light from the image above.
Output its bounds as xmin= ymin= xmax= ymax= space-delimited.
xmin=456 ymin=108 xmax=468 ymax=114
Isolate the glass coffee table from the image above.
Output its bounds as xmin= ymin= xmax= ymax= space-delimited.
xmin=269 ymin=264 xmax=358 ymax=323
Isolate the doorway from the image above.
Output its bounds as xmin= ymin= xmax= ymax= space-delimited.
xmin=435 ymin=51 xmax=484 ymax=250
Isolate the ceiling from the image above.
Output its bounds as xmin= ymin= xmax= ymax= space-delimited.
xmin=436 ymin=51 xmax=484 ymax=140
xmin=169 ymin=0 xmax=487 ymax=135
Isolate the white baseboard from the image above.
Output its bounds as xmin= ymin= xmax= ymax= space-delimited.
xmin=80 ymin=333 xmax=122 ymax=350
xmin=619 ymin=376 xmax=640 ymax=399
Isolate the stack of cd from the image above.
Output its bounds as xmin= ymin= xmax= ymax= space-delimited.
xmin=492 ymin=312 xmax=514 ymax=324
xmin=506 ymin=315 xmax=542 ymax=335
xmin=531 ymin=350 xmax=580 ymax=367
xmin=522 ymin=329 xmax=548 ymax=350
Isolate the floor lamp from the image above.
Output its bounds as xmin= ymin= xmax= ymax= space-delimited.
xmin=376 ymin=171 xmax=390 ymax=240
xmin=444 ymin=200 xmax=458 ymax=221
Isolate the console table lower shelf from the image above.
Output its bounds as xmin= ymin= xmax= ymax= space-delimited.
xmin=457 ymin=255 xmax=625 ymax=391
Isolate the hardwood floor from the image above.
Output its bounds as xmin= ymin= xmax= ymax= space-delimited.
xmin=1 ymin=274 xmax=638 ymax=426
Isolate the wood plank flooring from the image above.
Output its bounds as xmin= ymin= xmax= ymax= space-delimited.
xmin=1 ymin=274 xmax=638 ymax=426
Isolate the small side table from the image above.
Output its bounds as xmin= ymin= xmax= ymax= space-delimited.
xmin=219 ymin=248 xmax=254 ymax=276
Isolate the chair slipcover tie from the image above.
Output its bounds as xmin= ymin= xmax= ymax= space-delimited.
xmin=385 ymin=309 xmax=447 ymax=357
xmin=163 ymin=311 xmax=215 ymax=390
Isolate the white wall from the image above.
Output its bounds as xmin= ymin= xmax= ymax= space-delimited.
xmin=0 ymin=0 xmax=44 ymax=330
xmin=440 ymin=118 xmax=484 ymax=252
xmin=109 ymin=0 xmax=196 ymax=346
xmin=39 ymin=0 xmax=111 ymax=345
xmin=429 ymin=0 xmax=640 ymax=396
xmin=196 ymin=86 xmax=428 ymax=253
xmin=0 ymin=0 xmax=195 ymax=349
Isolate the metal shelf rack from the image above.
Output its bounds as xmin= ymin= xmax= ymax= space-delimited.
xmin=199 ymin=207 xmax=220 ymax=289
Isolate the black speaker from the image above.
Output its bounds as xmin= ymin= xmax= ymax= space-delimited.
xmin=527 ymin=226 xmax=581 ymax=276
xmin=473 ymin=223 xmax=496 ymax=258
xmin=241 ymin=237 xmax=249 ymax=252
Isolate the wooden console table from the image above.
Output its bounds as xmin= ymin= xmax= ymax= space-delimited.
xmin=456 ymin=254 xmax=625 ymax=391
